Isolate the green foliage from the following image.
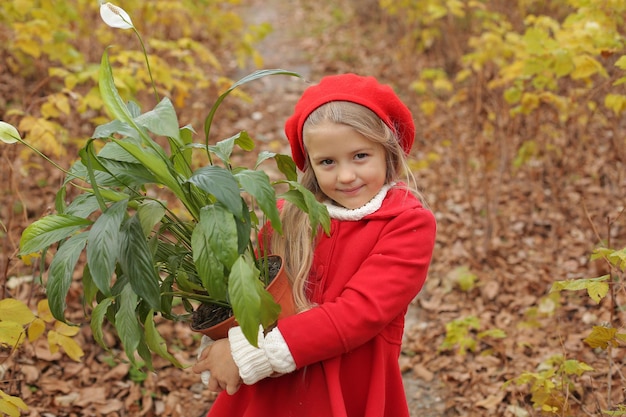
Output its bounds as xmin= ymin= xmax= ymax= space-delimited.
xmin=439 ymin=315 xmax=506 ymax=355
xmin=7 ymin=7 xmax=330 ymax=371
xmin=1 ymin=0 xmax=269 ymax=163
xmin=506 ymin=354 xmax=594 ymax=415
xmin=510 ymin=241 xmax=626 ymax=413
xmin=381 ymin=0 xmax=626 ymax=174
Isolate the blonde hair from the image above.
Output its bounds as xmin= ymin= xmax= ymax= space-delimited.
xmin=272 ymin=101 xmax=419 ymax=311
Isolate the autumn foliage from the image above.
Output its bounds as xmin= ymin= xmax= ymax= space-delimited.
xmin=1 ymin=0 xmax=626 ymax=416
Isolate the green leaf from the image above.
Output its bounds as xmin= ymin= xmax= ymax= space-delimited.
xmin=187 ymin=166 xmax=243 ymax=217
xmin=119 ymin=216 xmax=162 ymax=310
xmin=201 ymin=205 xmax=239 ymax=267
xmin=137 ymin=200 xmax=166 ymax=237
xmin=99 ymin=49 xmax=142 ymax=134
xmin=191 ymin=207 xmax=235 ymax=301
xmin=235 ymin=170 xmax=281 ymax=233
xmin=204 ymin=70 xmax=302 ymax=143
xmin=171 ymin=125 xmax=194 ymax=178
xmin=19 ymin=215 xmax=92 ymax=255
xmin=111 ymin=138 xmax=185 ymax=201
xmin=92 ymin=119 xmax=140 ymax=141
xmin=90 ymin=297 xmax=114 ymax=350
xmin=550 ymin=275 xmax=610 ymax=303
xmin=209 ymin=131 xmax=254 ymax=165
xmin=134 ymin=97 xmax=181 ymax=142
xmin=280 ymin=181 xmax=330 ymax=236
xmin=87 ymin=200 xmax=128 ymax=297
xmin=64 ymin=194 xmax=100 ymax=218
xmin=116 ymin=284 xmax=141 ymax=367
xmin=273 ymin=153 xmax=298 ymax=182
xmin=228 ymin=256 xmax=281 ymax=347
xmin=144 ymin=311 xmax=183 ymax=368
xmin=47 ymin=232 xmax=88 ymax=320
xmin=82 ymin=264 xmax=98 ymax=307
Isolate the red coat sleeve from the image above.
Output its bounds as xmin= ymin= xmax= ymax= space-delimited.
xmin=277 ymin=206 xmax=436 ymax=368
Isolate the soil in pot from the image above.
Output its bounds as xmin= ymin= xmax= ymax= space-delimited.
xmin=190 ymin=255 xmax=285 ymax=334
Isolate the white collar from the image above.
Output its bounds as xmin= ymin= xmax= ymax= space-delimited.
xmin=324 ymin=184 xmax=392 ymax=221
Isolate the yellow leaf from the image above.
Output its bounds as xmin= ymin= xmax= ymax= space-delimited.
xmin=19 ymin=252 xmax=40 ymax=266
xmin=47 ymin=330 xmax=60 ymax=355
xmin=0 ymin=321 xmax=27 ymax=349
xmin=571 ymin=55 xmax=608 ymax=79
xmin=54 ymin=321 xmax=80 ymax=337
xmin=584 ymin=326 xmax=618 ymax=349
xmin=13 ymin=38 xmax=41 ymax=58
xmin=37 ymin=299 xmax=54 ymax=323
xmin=0 ymin=299 xmax=35 ymax=325
xmin=41 ymin=100 xmax=60 ymax=118
xmin=28 ymin=318 xmax=46 ymax=342
xmin=58 ymin=334 xmax=84 ymax=361
xmin=587 ymin=281 xmax=609 ymax=304
xmin=0 ymin=389 xmax=29 ymax=416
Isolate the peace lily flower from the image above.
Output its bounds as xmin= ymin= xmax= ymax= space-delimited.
xmin=99 ymin=1 xmax=134 ymax=29
xmin=0 ymin=121 xmax=20 ymax=144
xmin=0 ymin=121 xmax=71 ymax=175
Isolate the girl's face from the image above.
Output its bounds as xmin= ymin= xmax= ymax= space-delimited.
xmin=303 ymin=121 xmax=387 ymax=210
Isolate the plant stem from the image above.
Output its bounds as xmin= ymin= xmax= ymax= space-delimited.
xmin=132 ymin=27 xmax=159 ymax=103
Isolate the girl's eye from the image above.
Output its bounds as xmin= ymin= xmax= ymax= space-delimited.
xmin=320 ymin=159 xmax=334 ymax=166
xmin=355 ymin=153 xmax=368 ymax=160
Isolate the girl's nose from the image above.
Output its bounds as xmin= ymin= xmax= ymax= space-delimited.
xmin=337 ymin=165 xmax=356 ymax=183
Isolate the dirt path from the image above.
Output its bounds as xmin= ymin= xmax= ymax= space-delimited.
xmin=236 ymin=1 xmax=448 ymax=415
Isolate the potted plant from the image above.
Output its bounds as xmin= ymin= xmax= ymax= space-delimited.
xmin=3 ymin=3 xmax=329 ymax=371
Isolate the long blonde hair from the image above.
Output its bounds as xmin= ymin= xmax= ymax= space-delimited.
xmin=271 ymin=101 xmax=418 ymax=311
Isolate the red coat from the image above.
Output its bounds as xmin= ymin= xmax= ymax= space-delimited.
xmin=207 ymin=187 xmax=436 ymax=417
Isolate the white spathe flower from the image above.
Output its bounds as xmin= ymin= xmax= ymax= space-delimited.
xmin=0 ymin=121 xmax=21 ymax=144
xmin=100 ymin=2 xmax=134 ymax=29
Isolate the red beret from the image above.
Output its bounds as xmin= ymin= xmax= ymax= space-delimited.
xmin=284 ymin=73 xmax=415 ymax=171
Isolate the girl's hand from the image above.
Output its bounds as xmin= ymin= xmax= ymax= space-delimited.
xmin=192 ymin=338 xmax=242 ymax=395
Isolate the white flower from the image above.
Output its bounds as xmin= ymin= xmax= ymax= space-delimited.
xmin=0 ymin=121 xmax=21 ymax=144
xmin=100 ymin=2 xmax=134 ymax=29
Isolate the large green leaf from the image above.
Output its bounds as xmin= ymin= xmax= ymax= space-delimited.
xmin=90 ymin=297 xmax=114 ymax=350
xmin=191 ymin=207 xmax=235 ymax=301
xmin=19 ymin=215 xmax=92 ymax=255
xmin=134 ymin=97 xmax=181 ymax=143
xmin=92 ymin=119 xmax=140 ymax=142
xmin=63 ymin=194 xmax=100 ymax=218
xmin=209 ymin=131 xmax=254 ymax=165
xmin=170 ymin=125 xmax=194 ymax=178
xmin=203 ymin=205 xmax=239 ymax=266
xmin=137 ymin=200 xmax=166 ymax=237
xmin=111 ymin=138 xmax=186 ymax=201
xmin=273 ymin=153 xmax=298 ymax=182
xmin=47 ymin=232 xmax=88 ymax=321
xmin=281 ymin=181 xmax=331 ymax=237
xmin=234 ymin=170 xmax=281 ymax=234
xmin=87 ymin=200 xmax=128 ymax=296
xmin=187 ymin=166 xmax=243 ymax=218
xmin=119 ymin=216 xmax=162 ymax=310
xmin=116 ymin=284 xmax=141 ymax=367
xmin=144 ymin=311 xmax=183 ymax=368
xmin=228 ymin=256 xmax=280 ymax=347
xmin=99 ymin=49 xmax=143 ymax=137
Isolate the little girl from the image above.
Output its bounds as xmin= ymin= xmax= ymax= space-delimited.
xmin=193 ymin=73 xmax=437 ymax=417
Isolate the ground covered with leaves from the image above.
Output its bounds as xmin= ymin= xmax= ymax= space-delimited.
xmin=2 ymin=1 xmax=626 ymax=416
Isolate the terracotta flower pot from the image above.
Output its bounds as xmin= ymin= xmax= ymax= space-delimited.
xmin=192 ymin=255 xmax=295 ymax=340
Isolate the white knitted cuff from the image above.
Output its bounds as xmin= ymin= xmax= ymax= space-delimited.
xmin=264 ymin=327 xmax=296 ymax=374
xmin=228 ymin=326 xmax=273 ymax=385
